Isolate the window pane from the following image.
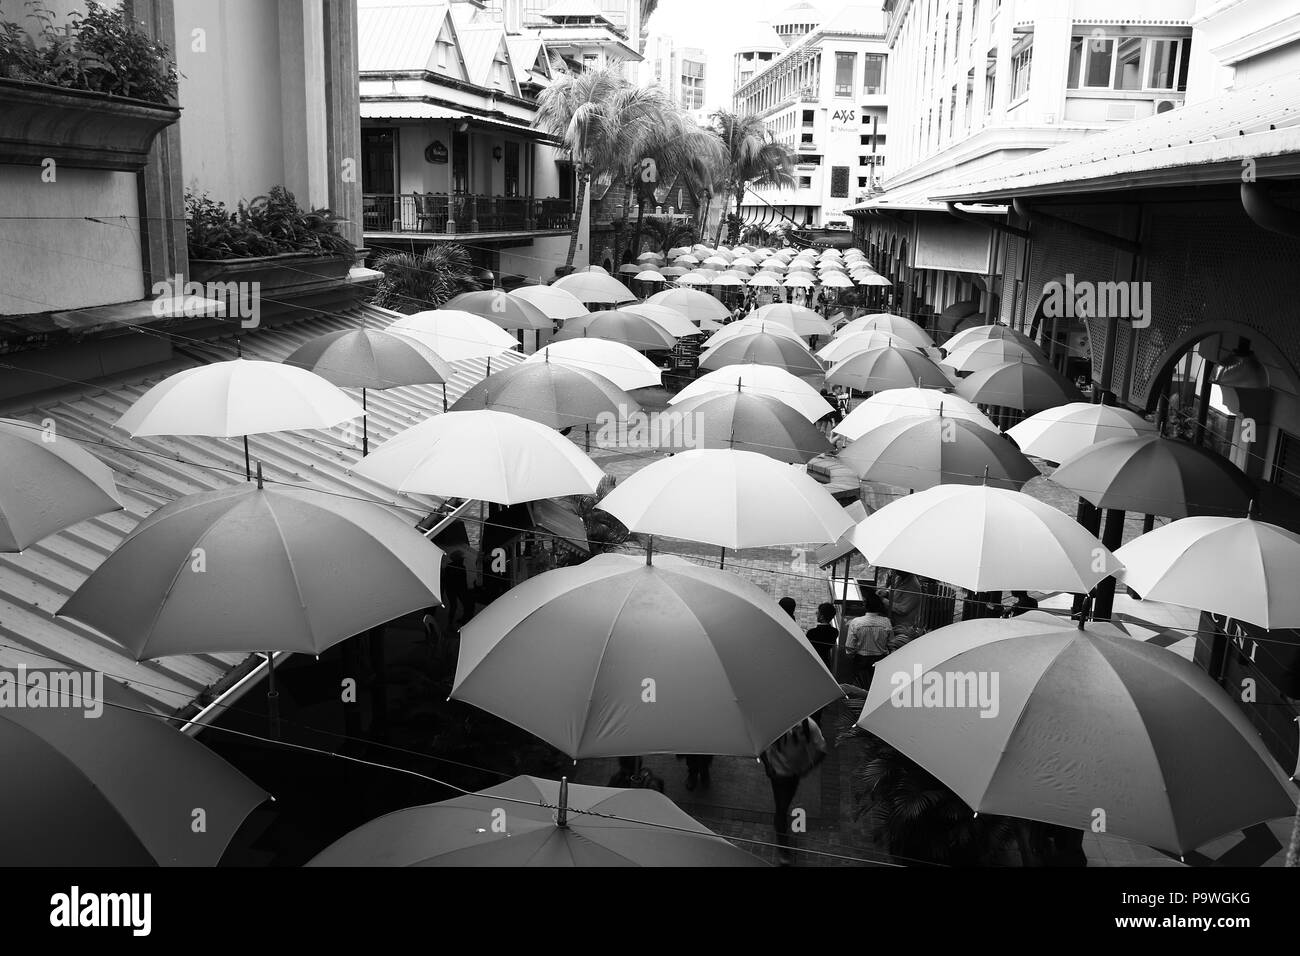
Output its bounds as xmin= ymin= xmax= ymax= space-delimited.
xmin=1177 ymin=38 xmax=1191 ymax=91
xmin=1067 ymin=37 xmax=1082 ymax=89
xmin=863 ymin=54 xmax=885 ymax=94
xmin=835 ymin=53 xmax=855 ymax=95
xmin=1147 ymin=39 xmax=1176 ymax=89
xmin=1084 ymin=39 xmax=1113 ymax=87
xmin=1117 ymin=37 xmax=1143 ymax=90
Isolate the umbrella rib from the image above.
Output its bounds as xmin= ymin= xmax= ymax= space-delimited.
xmin=261 ymin=494 xmax=318 ymax=653
xmin=573 ymin=578 xmax=642 ymax=754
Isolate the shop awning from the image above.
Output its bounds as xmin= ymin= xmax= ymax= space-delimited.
xmin=360 ymin=100 xmax=560 ymax=142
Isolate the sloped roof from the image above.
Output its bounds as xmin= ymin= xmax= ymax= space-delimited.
xmin=819 ymin=4 xmax=886 ymax=35
xmin=458 ymin=24 xmax=519 ymax=93
xmin=507 ymin=36 xmax=552 ymax=85
xmin=731 ymin=20 xmax=785 ymax=54
xmin=358 ymin=3 xmax=449 ymax=72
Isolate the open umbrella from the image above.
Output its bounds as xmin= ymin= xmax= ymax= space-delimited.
xmin=634 ymin=270 xmax=666 ymax=283
xmin=816 ymin=330 xmax=917 ymax=364
xmin=699 ymin=330 xmax=824 ymax=377
xmin=848 ymin=484 xmax=1122 ymax=592
xmin=553 ymin=271 xmax=637 ymax=305
xmin=942 ymin=336 xmax=1045 ymax=373
xmin=523 ymin=340 xmax=662 ymax=391
xmin=306 ymin=775 xmax=763 ymax=867
xmin=670 ymin=364 xmax=834 ymax=423
xmin=1 ymin=673 xmax=267 ymax=865
xmin=747 ymin=273 xmax=781 ymax=288
xmin=389 ymin=310 xmax=520 ymax=361
xmin=647 ymin=288 xmax=731 ymax=323
xmin=858 ymin=274 xmax=893 ymax=287
xmin=660 ymin=265 xmax=689 ymax=278
xmin=554 ymin=310 xmax=677 ymax=351
xmin=955 ymin=358 xmax=1080 ymax=411
xmin=840 ymin=414 xmax=1038 ymax=491
xmin=510 ymin=285 xmax=590 ymax=321
xmin=834 ymin=387 xmax=997 ymax=441
xmin=659 ymin=390 xmax=832 ymax=464
xmin=621 ymin=302 xmax=700 ymax=338
xmin=858 ymin=613 xmax=1296 ymax=855
xmin=598 ymin=449 xmax=853 ymax=550
xmin=943 ymin=322 xmax=1036 ymax=353
xmin=713 ymin=274 xmax=745 ymax=287
xmin=836 ymin=315 xmax=932 ymax=348
xmin=820 ymin=272 xmax=855 ymax=289
xmin=638 ymin=251 xmax=665 ymax=263
xmin=451 ymin=360 xmax=637 ymax=430
xmin=1051 ymin=435 xmax=1255 ymax=519
xmin=1007 ymin=402 xmax=1157 ymax=464
xmin=0 ymin=418 xmax=123 ymax=552
xmin=752 ymin=303 xmax=833 ymax=337
xmin=676 ymin=271 xmax=715 ymax=286
xmin=445 ymin=290 xmax=552 ymax=331
xmin=451 ymin=553 xmax=841 ymax=758
xmin=1115 ymin=514 xmax=1300 ymax=629
xmin=704 ymin=318 xmax=805 ymax=349
xmin=353 ymin=410 xmax=605 ymax=505
xmin=826 ymin=346 xmax=950 ymax=391
xmin=618 ymin=264 xmax=643 ymax=276
xmin=784 ymin=274 xmax=817 ymax=288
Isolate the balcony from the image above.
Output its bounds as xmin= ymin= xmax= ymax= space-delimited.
xmin=362 ymin=193 xmax=574 ymax=238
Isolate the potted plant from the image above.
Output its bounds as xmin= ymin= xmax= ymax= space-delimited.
xmin=185 ymin=186 xmax=357 ymax=287
xmin=0 ymin=1 xmax=180 ymax=170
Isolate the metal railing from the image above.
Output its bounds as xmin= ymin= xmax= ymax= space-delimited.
xmin=362 ymin=193 xmax=574 ymax=234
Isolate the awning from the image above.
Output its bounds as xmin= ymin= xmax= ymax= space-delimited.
xmin=360 ymin=100 xmax=558 ymax=141
xmin=848 ymin=173 xmax=1009 ymax=215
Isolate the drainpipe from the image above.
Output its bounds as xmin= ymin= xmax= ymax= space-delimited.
xmin=1241 ymin=183 xmax=1300 ymax=238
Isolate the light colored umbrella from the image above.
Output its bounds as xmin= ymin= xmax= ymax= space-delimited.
xmin=620 ymin=302 xmax=700 ymax=338
xmin=702 ymin=256 xmax=729 ymax=269
xmin=704 ymin=318 xmax=805 ymax=349
xmin=578 ymin=265 xmax=610 ymax=275
xmin=747 ymin=273 xmax=781 ymax=287
xmin=942 ymin=336 xmax=1045 ymax=373
xmin=671 ymin=364 xmax=835 ymax=422
xmin=673 ymin=254 xmax=700 ymax=266
xmin=826 ymin=346 xmax=951 ymax=391
xmin=599 ymin=448 xmax=852 ymax=549
xmin=306 ymin=775 xmax=763 ymax=867
xmin=858 ymin=274 xmax=893 ymax=287
xmin=848 ymin=484 xmax=1123 ymax=592
xmin=510 ymin=285 xmax=590 ymax=321
xmin=660 ymin=390 xmax=832 ymax=464
xmin=554 ymin=310 xmax=677 ymax=351
xmin=836 ymin=314 xmax=933 ymax=347
xmin=840 ymin=414 xmax=1039 ymax=491
xmin=2 ymin=675 xmax=268 ymax=865
xmin=1115 ymin=515 xmax=1300 ymax=629
xmin=553 ymin=271 xmax=637 ymax=304
xmin=816 ymin=330 xmax=916 ymax=363
xmin=354 ymin=410 xmax=605 ymax=505
xmin=634 ymin=270 xmax=666 ymax=283
xmin=60 ymin=477 xmax=442 ymax=658
xmin=700 ymin=331 xmax=824 ymax=377
xmin=647 ymin=288 xmax=731 ymax=323
xmin=451 ymin=553 xmax=842 ymax=757
xmin=943 ymin=322 xmax=1036 ymax=353
xmin=1051 ymin=435 xmax=1255 ymax=519
xmin=0 ymin=418 xmax=123 ymax=552
xmin=524 ymin=339 xmax=662 ymax=391
xmin=389 ymin=309 xmax=520 ymax=361
xmin=732 ymin=256 xmax=759 ymax=268
xmin=817 ymin=261 xmax=847 ymax=272
xmin=1008 ymin=402 xmax=1157 ymax=464
xmin=784 ymin=274 xmax=817 ymax=288
xmin=713 ymin=274 xmax=745 ymax=287
xmin=668 ymin=246 xmax=692 ymax=258
xmin=760 ymin=258 xmax=788 ymax=272
xmin=834 ymin=387 xmax=997 ymax=441
xmin=638 ymin=251 xmax=665 ymax=263
xmin=752 ymin=303 xmax=834 ymax=337
xmin=660 ymin=265 xmax=689 ymax=277
xmin=955 ymin=358 xmax=1080 ymax=411
xmin=819 ymin=272 xmax=855 ymax=289
xmin=858 ymin=612 xmax=1296 ymax=855
xmin=445 ymin=290 xmax=552 ymax=331
xmin=618 ymin=264 xmax=642 ymax=275
xmin=676 ymin=271 xmax=714 ymax=286
xmin=722 ymin=268 xmax=753 ymax=279
xmin=451 ymin=360 xmax=638 ymax=430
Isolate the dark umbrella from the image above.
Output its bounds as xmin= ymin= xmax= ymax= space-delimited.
xmin=445 ymin=290 xmax=553 ymax=331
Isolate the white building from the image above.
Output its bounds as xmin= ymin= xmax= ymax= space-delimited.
xmin=641 ymin=35 xmax=709 ymax=120
xmin=733 ymin=4 xmax=890 ymax=233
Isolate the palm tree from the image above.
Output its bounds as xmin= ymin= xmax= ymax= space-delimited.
xmin=535 ymin=69 xmax=676 ymax=271
xmin=710 ymin=110 xmax=797 ymax=246
xmin=369 ymin=244 xmax=481 ymax=314
xmin=627 ymin=115 xmax=726 ymax=259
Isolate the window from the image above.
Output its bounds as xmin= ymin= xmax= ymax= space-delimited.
xmin=452 ymin=128 xmax=469 ymax=194
xmin=1010 ymin=39 xmax=1032 ymax=101
xmin=798 ymin=175 xmax=812 ymax=188
xmin=970 ymin=0 xmax=979 ymax=47
xmin=360 ymin=128 xmax=395 ymax=194
xmin=965 ymin=69 xmax=974 ymax=123
xmin=1084 ymin=38 xmax=1113 ymax=87
xmin=858 ymin=176 xmax=869 ymax=188
xmin=1272 ymin=431 xmax=1300 ymax=497
xmin=953 ymin=3 xmax=962 ymax=62
xmin=1147 ymin=38 xmax=1179 ymax=89
xmin=830 ymin=166 xmax=849 ymax=198
xmin=582 ymin=53 xmax=599 ymax=71
xmin=1067 ymin=35 xmax=1192 ymax=92
xmin=835 ymin=52 xmax=856 ymax=97
xmin=802 ymin=109 xmax=814 ymax=125
xmin=437 ymin=41 xmax=451 ymax=70
xmin=863 ymin=53 xmax=886 ymax=94
xmin=504 ymin=141 xmax=520 ymax=197
xmin=1116 ymin=36 xmax=1143 ymax=89
xmin=949 ymin=83 xmax=957 ymax=136
xmin=985 ymin=51 xmax=997 ymax=113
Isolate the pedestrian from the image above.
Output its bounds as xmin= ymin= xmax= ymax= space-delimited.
xmin=881 ymin=567 xmax=923 ymax=635
xmin=1004 ymin=590 xmax=1039 ymax=617
xmin=684 ymin=754 xmax=713 ymax=791
xmin=440 ymin=550 xmax=472 ymax=629
xmin=760 ymin=717 xmax=827 ymax=865
xmin=778 ymin=596 xmax=797 ymax=620
xmin=805 ymin=601 xmax=838 ymax=669
xmin=845 ymin=589 xmax=893 ymax=689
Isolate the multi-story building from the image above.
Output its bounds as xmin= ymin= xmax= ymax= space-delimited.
xmin=641 ymin=36 xmax=709 ymax=120
xmin=732 ymin=4 xmax=890 ymax=234
xmin=481 ymin=0 xmax=650 ymax=72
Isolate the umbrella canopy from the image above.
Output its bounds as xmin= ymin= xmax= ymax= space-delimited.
xmin=508 ymin=285 xmax=589 ymax=321
xmin=1008 ymin=402 xmax=1157 ymax=464
xmin=817 ymin=260 xmax=847 ymax=272
xmin=1051 ymin=435 xmax=1255 ymax=519
xmin=848 ymin=484 xmax=1122 ymax=592
xmin=282 ymin=327 xmax=453 ymax=389
xmin=713 ymin=274 xmax=745 ymax=287
xmin=445 ymin=290 xmax=552 ymax=332
xmin=1 ymin=675 xmax=267 ymax=865
xmin=451 ymin=361 xmax=637 ymax=430
xmin=578 ymin=265 xmax=610 ymax=275
xmin=389 ymin=310 xmax=520 ymax=361
xmin=732 ymin=256 xmax=759 ymax=268
xmin=524 ymin=340 xmax=662 ymax=391
xmin=858 ymin=274 xmax=893 ymax=287
xmin=0 ymin=418 xmax=123 ymax=552
xmin=621 ymin=302 xmax=700 ymax=338
xmin=60 ymin=480 xmax=442 ymax=658
xmin=673 ymin=254 xmax=700 ymax=266
xmin=1115 ymin=515 xmax=1300 ymax=629
xmin=702 ymin=256 xmax=730 ymax=269
xmin=834 ymin=387 xmax=997 ymax=441
xmin=840 ymin=414 xmax=1039 ymax=491
xmin=836 ymin=315 xmax=933 ymax=348
xmin=637 ymin=251 xmax=665 ymax=263
xmin=699 ymin=331 xmax=824 ymax=377
xmin=451 ymin=553 xmax=841 ymax=758
xmin=858 ymin=613 xmax=1296 ymax=855
xmin=676 ymin=271 xmax=715 ymax=287
xmin=668 ymin=246 xmax=692 ymax=258
xmin=552 ymin=271 xmax=637 ymax=304
xmin=659 ymin=390 xmax=832 ymax=464
xmin=554 ymin=310 xmax=677 ymax=351
xmin=634 ymin=270 xmax=666 ymax=283
xmin=943 ymin=322 xmax=1036 ymax=353
xmin=598 ymin=449 xmax=853 ymax=549
xmin=817 ymin=331 xmax=916 ymax=363
xmin=618 ymin=264 xmax=642 ymax=275
xmin=753 ymin=303 xmax=833 ymax=337
xmin=955 ymin=359 xmax=1080 ymax=411
xmin=671 ymin=364 xmax=835 ymax=422
xmin=826 ymin=346 xmax=951 ymax=391
xmin=306 ymin=775 xmax=763 ymax=867
xmin=354 ymin=410 xmax=605 ymax=505
xmin=647 ymin=288 xmax=731 ymax=322
xmin=704 ymin=318 xmax=804 ymax=350
xmin=942 ymin=336 xmax=1045 ymax=373
xmin=747 ymin=273 xmax=781 ymax=287
xmin=759 ymin=258 xmax=788 ymax=272
xmin=820 ymin=272 xmax=855 ymax=289
xmin=115 ymin=359 xmax=364 ymax=438
xmin=660 ymin=265 xmax=689 ymax=277
xmin=783 ymin=274 xmax=817 ymax=288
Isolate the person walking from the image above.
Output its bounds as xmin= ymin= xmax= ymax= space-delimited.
xmin=845 ymin=590 xmax=893 ymax=690
xmin=881 ymin=567 xmax=923 ymax=635
xmin=684 ymin=754 xmax=713 ymax=791
xmin=778 ymin=596 xmax=797 ymax=620
xmin=760 ymin=717 xmax=827 ymax=865
xmin=440 ymin=550 xmax=473 ymax=629
xmin=805 ymin=601 xmax=838 ymax=669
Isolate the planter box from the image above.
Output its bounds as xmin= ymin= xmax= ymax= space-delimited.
xmin=0 ymin=78 xmax=180 ymax=171
xmin=187 ymin=252 xmax=355 ymax=288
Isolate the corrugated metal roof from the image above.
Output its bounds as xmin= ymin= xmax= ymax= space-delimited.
xmin=457 ymin=24 xmax=514 ymax=91
xmin=507 ymin=37 xmax=547 ymax=84
xmin=934 ymin=73 xmax=1300 ymax=202
xmin=0 ymin=305 xmax=523 ymax=718
xmin=358 ymin=3 xmax=449 ymax=72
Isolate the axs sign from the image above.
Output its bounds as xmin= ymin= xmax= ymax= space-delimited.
xmin=830 ymin=107 xmax=856 ymax=133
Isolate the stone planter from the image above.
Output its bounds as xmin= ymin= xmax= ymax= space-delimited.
xmin=187 ymin=252 xmax=355 ymax=288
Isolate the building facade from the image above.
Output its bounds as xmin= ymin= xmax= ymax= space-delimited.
xmin=641 ymin=36 xmax=709 ymax=120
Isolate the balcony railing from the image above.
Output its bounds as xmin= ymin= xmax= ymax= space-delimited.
xmin=362 ymin=193 xmax=574 ymax=234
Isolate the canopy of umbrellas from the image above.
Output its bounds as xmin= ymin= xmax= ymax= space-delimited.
xmin=2 ymin=244 xmax=1296 ymax=867
xmin=614 ymin=243 xmax=894 ymax=293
